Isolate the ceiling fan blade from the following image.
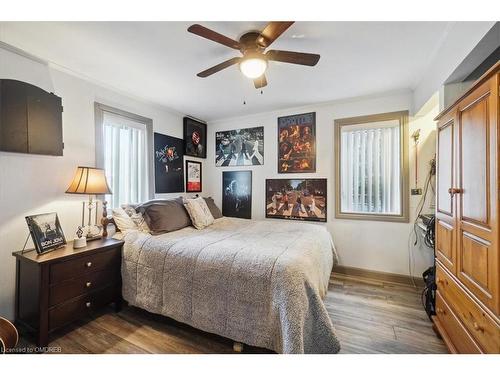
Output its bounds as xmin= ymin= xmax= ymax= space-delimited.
xmin=197 ymin=57 xmax=241 ymax=78
xmin=188 ymin=24 xmax=242 ymax=50
xmin=266 ymin=50 xmax=320 ymax=66
xmin=254 ymin=75 xmax=267 ymax=89
xmin=258 ymin=22 xmax=294 ymax=48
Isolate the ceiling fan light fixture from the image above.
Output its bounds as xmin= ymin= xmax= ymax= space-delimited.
xmin=239 ymin=57 xmax=267 ymax=79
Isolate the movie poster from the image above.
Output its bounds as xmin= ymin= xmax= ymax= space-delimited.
xmin=265 ymin=178 xmax=326 ymax=222
xmin=154 ymin=132 xmax=184 ymax=193
xmin=222 ymin=171 xmax=252 ymax=219
xmin=183 ymin=117 xmax=207 ymax=158
xmin=215 ymin=126 xmax=264 ymax=166
xmin=277 ymin=112 xmax=316 ymax=173
xmin=185 ymin=160 xmax=202 ymax=193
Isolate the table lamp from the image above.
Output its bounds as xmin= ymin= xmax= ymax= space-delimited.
xmin=66 ymin=166 xmax=112 ymax=243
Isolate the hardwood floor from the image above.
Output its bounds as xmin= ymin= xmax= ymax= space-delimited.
xmin=18 ymin=273 xmax=448 ymax=354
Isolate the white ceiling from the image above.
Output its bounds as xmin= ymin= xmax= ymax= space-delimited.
xmin=0 ymin=21 xmax=453 ymax=120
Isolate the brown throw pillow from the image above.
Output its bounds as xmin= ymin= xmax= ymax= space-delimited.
xmin=136 ymin=198 xmax=191 ymax=235
xmin=203 ymin=197 xmax=223 ymax=219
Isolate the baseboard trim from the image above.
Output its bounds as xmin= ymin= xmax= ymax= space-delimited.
xmin=332 ymin=265 xmax=425 ymax=287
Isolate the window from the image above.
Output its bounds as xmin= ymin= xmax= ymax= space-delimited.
xmin=334 ymin=111 xmax=409 ymax=222
xmin=95 ymin=103 xmax=154 ymax=208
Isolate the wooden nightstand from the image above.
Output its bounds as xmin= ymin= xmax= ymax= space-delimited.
xmin=12 ymin=238 xmax=124 ymax=348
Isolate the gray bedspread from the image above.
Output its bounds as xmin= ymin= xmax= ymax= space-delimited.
xmin=121 ymin=217 xmax=340 ymax=353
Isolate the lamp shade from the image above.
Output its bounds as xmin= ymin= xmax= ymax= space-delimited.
xmin=66 ymin=166 xmax=112 ymax=195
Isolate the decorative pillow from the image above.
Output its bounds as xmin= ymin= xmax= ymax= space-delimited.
xmin=112 ymin=207 xmax=138 ymax=232
xmin=137 ymin=198 xmax=192 ymax=235
xmin=121 ymin=204 xmax=150 ymax=232
xmin=183 ymin=196 xmax=215 ymax=229
xmin=203 ymin=197 xmax=223 ymax=219
xmin=121 ymin=204 xmax=138 ymax=217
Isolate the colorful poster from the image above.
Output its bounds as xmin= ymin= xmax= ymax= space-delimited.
xmin=277 ymin=112 xmax=316 ymax=173
xmin=266 ymin=178 xmax=326 ymax=222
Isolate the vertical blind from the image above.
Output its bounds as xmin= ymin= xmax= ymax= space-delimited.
xmin=102 ymin=111 xmax=149 ymax=208
xmin=340 ymin=120 xmax=401 ymax=215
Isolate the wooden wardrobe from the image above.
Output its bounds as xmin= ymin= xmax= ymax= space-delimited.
xmin=434 ymin=61 xmax=500 ymax=353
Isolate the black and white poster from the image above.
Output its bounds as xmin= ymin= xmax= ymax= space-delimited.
xmin=215 ymin=126 xmax=264 ymax=166
xmin=154 ymin=132 xmax=184 ymax=193
xmin=222 ymin=171 xmax=252 ymax=219
xmin=26 ymin=212 xmax=66 ymax=254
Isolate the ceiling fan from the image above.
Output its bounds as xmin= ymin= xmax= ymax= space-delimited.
xmin=187 ymin=22 xmax=320 ymax=89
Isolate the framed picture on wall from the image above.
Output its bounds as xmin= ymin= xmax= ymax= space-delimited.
xmin=185 ymin=160 xmax=202 ymax=193
xmin=154 ymin=132 xmax=184 ymax=193
xmin=222 ymin=171 xmax=252 ymax=219
xmin=215 ymin=126 xmax=264 ymax=166
xmin=183 ymin=117 xmax=207 ymax=158
xmin=277 ymin=112 xmax=316 ymax=173
xmin=265 ymin=178 xmax=327 ymax=222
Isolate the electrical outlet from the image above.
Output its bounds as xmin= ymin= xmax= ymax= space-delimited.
xmin=411 ymin=188 xmax=422 ymax=195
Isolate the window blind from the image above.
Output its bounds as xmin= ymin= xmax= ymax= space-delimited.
xmin=102 ymin=111 xmax=149 ymax=208
xmin=340 ymin=121 xmax=401 ymax=215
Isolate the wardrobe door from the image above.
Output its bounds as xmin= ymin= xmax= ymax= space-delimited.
xmin=456 ymin=75 xmax=499 ymax=314
xmin=436 ymin=110 xmax=458 ymax=274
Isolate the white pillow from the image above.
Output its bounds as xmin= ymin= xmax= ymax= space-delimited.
xmin=112 ymin=207 xmax=138 ymax=232
xmin=183 ymin=197 xmax=214 ymax=230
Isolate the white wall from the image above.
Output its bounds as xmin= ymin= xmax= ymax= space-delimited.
xmin=205 ymin=91 xmax=438 ymax=278
xmin=412 ymin=21 xmax=495 ymax=112
xmin=0 ymin=47 xmax=202 ymax=319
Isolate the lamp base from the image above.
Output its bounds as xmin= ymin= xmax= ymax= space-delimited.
xmin=73 ymin=237 xmax=87 ymax=249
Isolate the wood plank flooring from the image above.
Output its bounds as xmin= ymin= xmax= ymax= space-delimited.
xmin=19 ymin=273 xmax=448 ymax=354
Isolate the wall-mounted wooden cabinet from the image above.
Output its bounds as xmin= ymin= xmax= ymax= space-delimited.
xmin=434 ymin=61 xmax=500 ymax=354
xmin=0 ymin=79 xmax=63 ymax=156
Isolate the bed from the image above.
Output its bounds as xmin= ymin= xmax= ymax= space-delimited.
xmin=118 ymin=216 xmax=340 ymax=354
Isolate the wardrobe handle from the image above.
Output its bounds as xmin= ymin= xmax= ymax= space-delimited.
xmin=473 ymin=322 xmax=484 ymax=332
xmin=448 ymin=188 xmax=462 ymax=196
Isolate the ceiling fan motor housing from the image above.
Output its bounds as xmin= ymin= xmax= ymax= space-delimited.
xmin=239 ymin=32 xmax=266 ymax=55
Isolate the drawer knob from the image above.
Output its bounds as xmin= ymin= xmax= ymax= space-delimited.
xmin=86 ymin=262 xmax=92 ymax=268
xmin=473 ymin=322 xmax=484 ymax=332
xmin=85 ymin=281 xmax=92 ymax=288
xmin=436 ymin=308 xmax=445 ymax=315
xmin=85 ymin=302 xmax=91 ymax=308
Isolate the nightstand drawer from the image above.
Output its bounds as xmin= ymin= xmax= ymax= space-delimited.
xmin=49 ymin=284 xmax=119 ymax=331
xmin=50 ymin=247 xmax=121 ymax=284
xmin=49 ymin=268 xmax=120 ymax=307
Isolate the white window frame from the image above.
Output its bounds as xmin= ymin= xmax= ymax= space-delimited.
xmin=94 ymin=102 xmax=154 ymax=205
xmin=334 ymin=110 xmax=409 ymax=223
